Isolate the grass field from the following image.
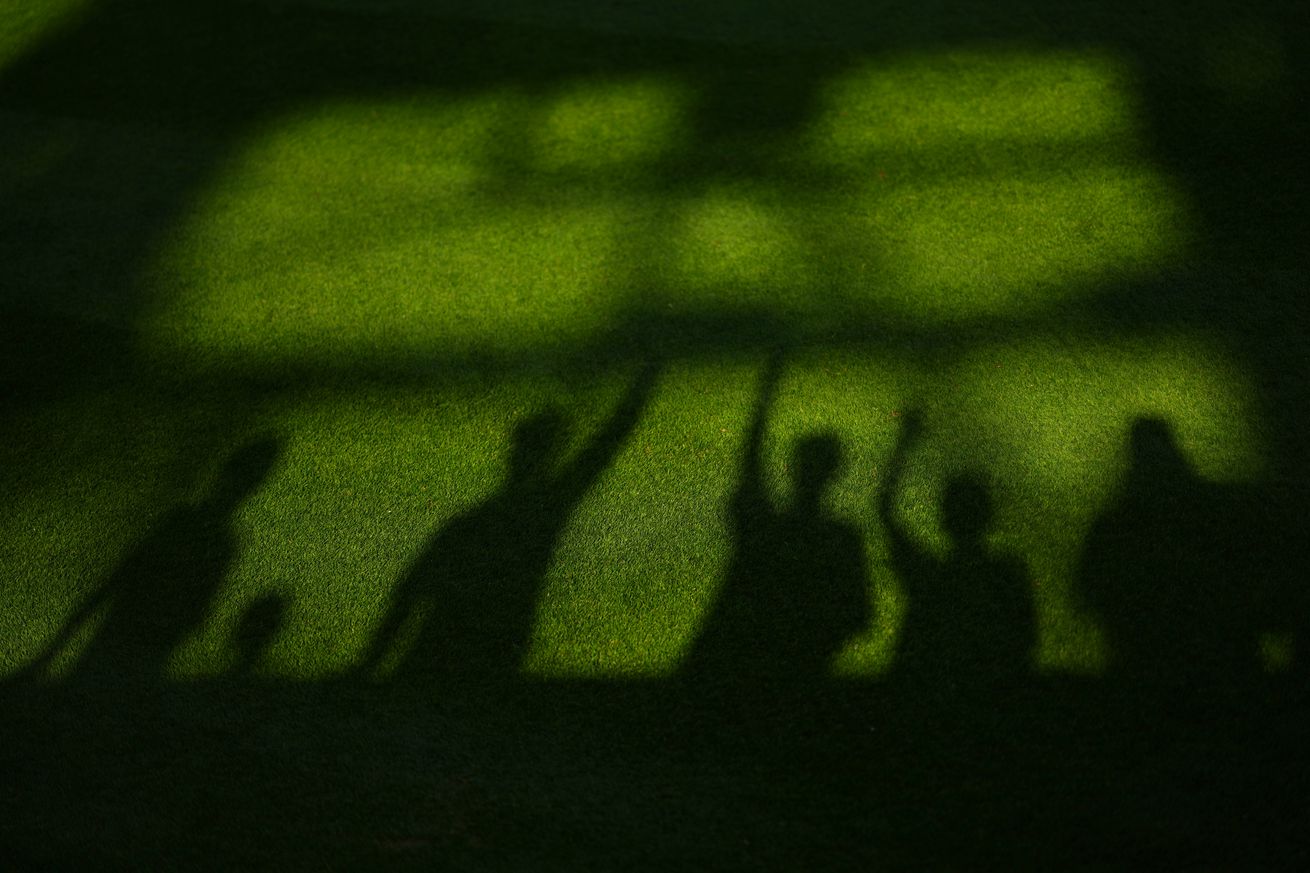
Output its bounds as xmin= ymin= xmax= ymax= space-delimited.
xmin=3 ymin=0 xmax=1309 ymax=868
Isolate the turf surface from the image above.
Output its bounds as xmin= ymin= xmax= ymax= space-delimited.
xmin=2 ymin=0 xmax=1308 ymax=868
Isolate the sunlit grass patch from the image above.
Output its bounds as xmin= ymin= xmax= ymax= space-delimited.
xmin=806 ymin=50 xmax=1191 ymax=320
xmin=144 ymin=48 xmax=1194 ymax=374
xmin=811 ymin=50 xmax=1141 ymax=156
xmin=533 ymin=76 xmax=688 ymax=171
xmin=1 ymin=38 xmax=1277 ymax=684
xmin=2 ymin=4 xmax=1307 ymax=868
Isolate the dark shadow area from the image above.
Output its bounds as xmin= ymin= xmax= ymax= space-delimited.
xmin=364 ymin=364 xmax=657 ymax=683
xmin=3 ymin=0 xmax=1309 ymax=869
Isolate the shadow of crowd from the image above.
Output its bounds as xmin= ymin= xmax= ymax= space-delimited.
xmin=20 ymin=356 xmax=1297 ymax=696
xmin=5 ymin=357 xmax=1306 ymax=870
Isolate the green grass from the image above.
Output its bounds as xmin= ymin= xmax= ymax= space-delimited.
xmin=2 ymin=0 xmax=1308 ymax=868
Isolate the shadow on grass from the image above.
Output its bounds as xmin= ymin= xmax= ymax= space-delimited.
xmin=17 ymin=438 xmax=282 ymax=685
xmin=363 ymin=364 xmax=657 ymax=683
xmin=683 ymin=353 xmax=872 ymax=686
xmin=1082 ymin=417 xmax=1274 ymax=691
xmin=2 ymin=0 xmax=1309 ymax=868
xmin=3 ymin=405 xmax=1308 ymax=869
xmin=880 ymin=412 xmax=1037 ymax=697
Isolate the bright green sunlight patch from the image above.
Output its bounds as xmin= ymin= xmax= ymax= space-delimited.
xmin=806 ymin=50 xmax=1190 ymax=320
xmin=146 ymin=49 xmax=1189 ymax=374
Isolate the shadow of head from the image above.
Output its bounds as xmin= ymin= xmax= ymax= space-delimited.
xmin=214 ymin=437 xmax=282 ymax=505
xmin=510 ymin=411 xmax=568 ymax=479
xmin=792 ymin=434 xmax=843 ymax=508
xmin=1129 ymin=416 xmax=1190 ymax=479
xmin=942 ymin=475 xmax=994 ymax=549
xmin=237 ymin=594 xmax=287 ymax=644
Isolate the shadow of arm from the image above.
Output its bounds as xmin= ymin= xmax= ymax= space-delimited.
xmin=878 ymin=412 xmax=924 ymax=565
xmin=562 ymin=360 xmax=661 ymax=493
xmin=733 ymin=351 xmax=785 ymax=512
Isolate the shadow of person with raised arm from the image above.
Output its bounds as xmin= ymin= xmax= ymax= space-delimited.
xmin=683 ymin=354 xmax=871 ymax=688
xmin=24 ymin=438 xmax=282 ymax=684
xmin=1078 ymin=417 xmax=1265 ymax=696
xmin=365 ymin=364 xmax=659 ymax=684
xmin=870 ymin=414 xmax=1039 ymax=862
xmin=879 ymin=413 xmax=1036 ymax=697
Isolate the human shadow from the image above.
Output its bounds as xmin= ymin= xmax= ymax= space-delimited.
xmin=25 ymin=437 xmax=282 ymax=683
xmin=682 ymin=354 xmax=871 ymax=688
xmin=1051 ymin=416 xmax=1309 ymax=861
xmin=1078 ymin=417 xmax=1268 ymax=696
xmin=364 ymin=364 xmax=659 ymax=684
xmin=878 ymin=413 xmax=1037 ymax=697
xmin=4 ymin=417 xmax=1309 ymax=870
xmin=1 ymin=2 xmax=1307 ymax=865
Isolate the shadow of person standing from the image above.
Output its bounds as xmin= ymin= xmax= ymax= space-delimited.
xmin=1078 ymin=417 xmax=1265 ymax=695
xmin=25 ymin=438 xmax=282 ymax=684
xmin=683 ymin=355 xmax=871 ymax=688
xmin=673 ymin=355 xmax=872 ymax=857
xmin=1072 ymin=417 xmax=1295 ymax=858
xmin=879 ymin=413 xmax=1036 ymax=696
xmin=365 ymin=364 xmax=658 ymax=684
xmin=872 ymin=414 xmax=1038 ymax=861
